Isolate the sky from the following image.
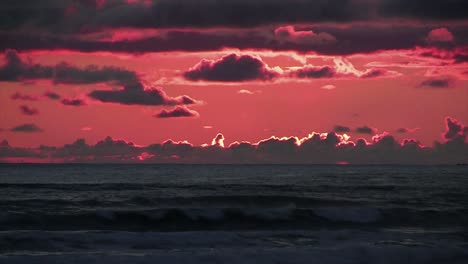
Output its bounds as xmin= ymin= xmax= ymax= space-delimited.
xmin=0 ymin=0 xmax=467 ymax=164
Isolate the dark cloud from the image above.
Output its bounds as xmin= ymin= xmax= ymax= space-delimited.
xmin=396 ymin=128 xmax=410 ymax=133
xmin=184 ymin=54 xmax=280 ymax=82
xmin=418 ymin=47 xmax=468 ymax=63
xmin=61 ymin=98 xmax=87 ymax=106
xmin=420 ymin=77 xmax=453 ymax=88
xmin=155 ymin=106 xmax=199 ymax=118
xmin=0 ymin=49 xmax=138 ymax=85
xmin=360 ymin=69 xmax=389 ymax=79
xmin=293 ymin=66 xmax=336 ymax=78
xmin=0 ymin=49 xmax=52 ymax=81
xmin=1 ymin=117 xmax=467 ymax=164
xmin=10 ymin=123 xmax=43 ymax=133
xmin=334 ymin=125 xmax=351 ymax=133
xmin=444 ymin=117 xmax=466 ymax=140
xmin=1 ymin=25 xmax=467 ymax=55
xmin=88 ymin=82 xmax=198 ymax=106
xmin=356 ymin=126 xmax=375 ymax=135
xmin=290 ymin=60 xmax=399 ymax=79
xmin=11 ymin=92 xmax=39 ymax=101
xmin=1 ymin=0 xmax=466 ymax=34
xmin=379 ymin=0 xmax=468 ymax=21
xmin=19 ymin=105 xmax=39 ymax=116
xmin=44 ymin=91 xmax=61 ymax=100
xmin=53 ymin=62 xmax=138 ymax=85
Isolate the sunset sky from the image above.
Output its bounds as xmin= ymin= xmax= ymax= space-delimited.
xmin=0 ymin=0 xmax=467 ymax=163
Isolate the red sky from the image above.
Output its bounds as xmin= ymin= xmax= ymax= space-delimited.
xmin=0 ymin=0 xmax=467 ymax=163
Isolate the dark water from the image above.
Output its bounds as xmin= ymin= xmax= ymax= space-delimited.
xmin=0 ymin=164 xmax=467 ymax=263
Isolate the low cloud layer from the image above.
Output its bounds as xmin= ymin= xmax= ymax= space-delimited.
xmin=1 ymin=117 xmax=466 ymax=164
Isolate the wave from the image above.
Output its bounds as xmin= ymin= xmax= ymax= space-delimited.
xmin=0 ymin=195 xmax=360 ymax=209
xmin=1 ymin=206 xmax=467 ymax=231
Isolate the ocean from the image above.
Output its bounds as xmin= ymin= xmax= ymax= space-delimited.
xmin=0 ymin=164 xmax=467 ymax=263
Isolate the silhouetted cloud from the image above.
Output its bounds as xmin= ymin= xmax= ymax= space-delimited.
xmin=0 ymin=0 xmax=466 ymax=33
xmin=1 ymin=117 xmax=466 ymax=164
xmin=11 ymin=92 xmax=39 ymax=101
xmin=88 ymin=83 xmax=198 ymax=106
xmin=334 ymin=125 xmax=351 ymax=133
xmin=155 ymin=106 xmax=199 ymax=118
xmin=61 ymin=98 xmax=87 ymax=106
xmin=356 ymin=126 xmax=376 ymax=135
xmin=184 ymin=54 xmax=281 ymax=82
xmin=290 ymin=59 xmax=400 ymax=79
xmin=10 ymin=123 xmax=43 ymax=133
xmin=19 ymin=105 xmax=39 ymax=116
xmin=444 ymin=117 xmax=467 ymax=140
xmin=1 ymin=24 xmax=467 ymax=55
xmin=0 ymin=49 xmax=138 ymax=85
xmin=44 ymin=91 xmax=61 ymax=100
xmin=420 ymin=77 xmax=453 ymax=88
xmin=293 ymin=66 xmax=336 ymax=78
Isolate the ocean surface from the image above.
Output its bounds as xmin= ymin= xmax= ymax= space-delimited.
xmin=0 ymin=164 xmax=467 ymax=264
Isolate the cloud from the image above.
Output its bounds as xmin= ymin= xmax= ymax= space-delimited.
xmin=44 ymin=91 xmax=61 ymax=100
xmin=184 ymin=54 xmax=281 ymax=82
xmin=88 ymin=82 xmax=198 ymax=106
xmin=1 ymin=0 xmax=466 ymax=35
xmin=53 ymin=62 xmax=138 ymax=85
xmin=155 ymin=106 xmax=199 ymax=118
xmin=290 ymin=58 xmax=400 ymax=79
xmin=1 ymin=24 xmax=467 ymax=55
xmin=1 ymin=117 xmax=467 ymax=164
xmin=274 ymin=26 xmax=336 ymax=45
xmin=444 ymin=117 xmax=467 ymax=140
xmin=211 ymin=133 xmax=225 ymax=148
xmin=61 ymin=98 xmax=87 ymax=106
xmin=420 ymin=77 xmax=453 ymax=88
xmin=19 ymin=105 xmax=39 ymax=116
xmin=237 ymin=89 xmax=259 ymax=95
xmin=379 ymin=0 xmax=468 ymax=21
xmin=11 ymin=92 xmax=39 ymax=101
xmin=356 ymin=126 xmax=376 ymax=135
xmin=0 ymin=49 xmax=138 ymax=85
xmin=334 ymin=125 xmax=351 ymax=133
xmin=360 ymin=69 xmax=394 ymax=79
xmin=426 ymin=28 xmax=455 ymax=44
xmin=321 ymin=84 xmax=336 ymax=90
xmin=10 ymin=123 xmax=43 ymax=133
xmin=396 ymin=128 xmax=419 ymax=134
xmin=292 ymin=65 xmax=336 ymax=78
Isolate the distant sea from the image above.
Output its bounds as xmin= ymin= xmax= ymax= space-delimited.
xmin=0 ymin=164 xmax=467 ymax=264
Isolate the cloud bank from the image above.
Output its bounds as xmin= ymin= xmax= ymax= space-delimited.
xmin=1 ymin=117 xmax=466 ymax=164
